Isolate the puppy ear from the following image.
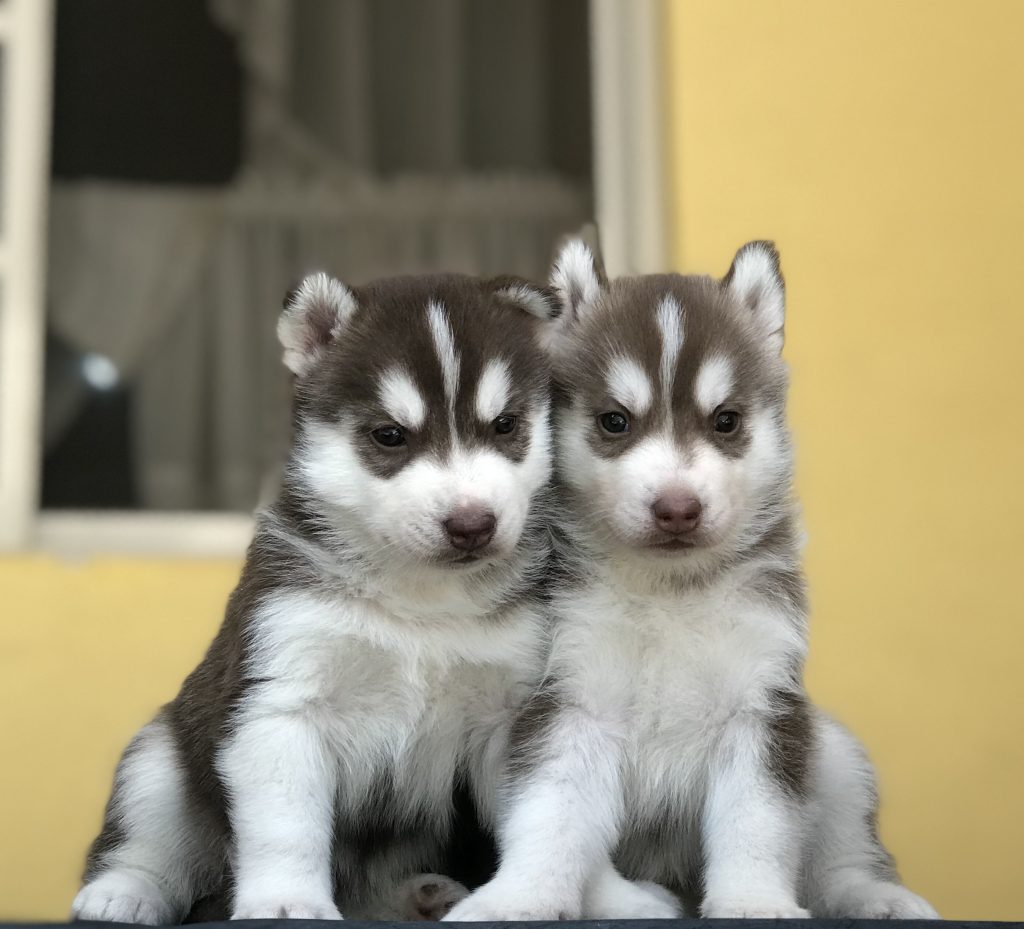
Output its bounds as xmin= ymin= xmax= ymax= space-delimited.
xmin=489 ymin=276 xmax=559 ymax=321
xmin=277 ymin=272 xmax=359 ymax=376
xmin=723 ymin=241 xmax=786 ymax=353
xmin=546 ymin=238 xmax=607 ymax=353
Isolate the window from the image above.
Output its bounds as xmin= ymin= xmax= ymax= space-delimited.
xmin=0 ymin=0 xmax=665 ymax=555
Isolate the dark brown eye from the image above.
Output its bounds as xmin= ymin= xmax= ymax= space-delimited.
xmin=598 ymin=411 xmax=630 ymax=435
xmin=714 ymin=410 xmax=741 ymax=434
xmin=371 ymin=425 xmax=406 ymax=448
xmin=493 ymin=414 xmax=518 ymax=435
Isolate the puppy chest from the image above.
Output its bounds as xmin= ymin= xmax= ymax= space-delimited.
xmin=315 ymin=643 xmax=520 ymax=798
xmin=608 ymin=596 xmax=797 ymax=800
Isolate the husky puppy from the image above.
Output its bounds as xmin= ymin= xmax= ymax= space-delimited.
xmin=445 ymin=241 xmax=939 ymax=921
xmin=72 ymin=271 xmax=558 ymax=923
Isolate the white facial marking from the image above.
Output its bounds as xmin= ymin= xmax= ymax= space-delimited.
xmin=476 ymin=358 xmax=513 ymax=422
xmin=606 ymin=355 xmax=653 ymax=416
xmin=298 ymin=397 xmax=552 ymax=567
xmin=694 ymin=355 xmax=735 ymax=415
xmin=559 ymin=395 xmax=789 ymax=560
xmin=655 ymin=296 xmax=685 ymax=415
xmin=378 ymin=366 xmax=426 ymax=429
xmin=427 ymin=300 xmax=461 ymax=413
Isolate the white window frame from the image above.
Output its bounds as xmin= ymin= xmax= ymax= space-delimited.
xmin=0 ymin=0 xmax=667 ymax=558
xmin=0 ymin=0 xmax=54 ymax=552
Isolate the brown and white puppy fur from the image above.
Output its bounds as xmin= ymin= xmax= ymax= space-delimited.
xmin=445 ymin=242 xmax=939 ymax=921
xmin=71 ymin=272 xmax=559 ymax=923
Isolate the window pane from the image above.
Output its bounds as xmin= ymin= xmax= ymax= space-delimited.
xmin=41 ymin=0 xmax=592 ymax=512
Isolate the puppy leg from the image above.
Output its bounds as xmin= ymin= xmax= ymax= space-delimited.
xmin=804 ymin=716 xmax=939 ymax=919
xmin=444 ymin=707 xmax=623 ymax=921
xmin=72 ymin=716 xmax=216 ymax=924
xmin=700 ymin=711 xmax=809 ymax=919
xmin=219 ymin=708 xmax=340 ymax=920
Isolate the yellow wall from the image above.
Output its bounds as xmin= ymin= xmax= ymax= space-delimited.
xmin=0 ymin=557 xmax=241 ymax=920
xmin=664 ymin=0 xmax=1024 ymax=919
xmin=3 ymin=3 xmax=1023 ymax=921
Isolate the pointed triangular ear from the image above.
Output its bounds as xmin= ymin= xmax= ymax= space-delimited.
xmin=723 ymin=241 xmax=786 ymax=353
xmin=546 ymin=238 xmax=607 ymax=354
xmin=277 ymin=272 xmax=359 ymax=376
xmin=489 ymin=275 xmax=559 ymax=322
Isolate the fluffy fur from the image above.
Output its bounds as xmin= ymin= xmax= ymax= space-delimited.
xmin=445 ymin=241 xmax=938 ymax=921
xmin=73 ymin=272 xmax=560 ymax=923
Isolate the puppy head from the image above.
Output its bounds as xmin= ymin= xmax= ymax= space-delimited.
xmin=280 ymin=272 xmax=555 ymax=571
xmin=548 ymin=240 xmax=793 ymax=567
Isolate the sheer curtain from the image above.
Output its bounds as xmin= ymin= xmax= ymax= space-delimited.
xmin=46 ymin=0 xmax=591 ymax=510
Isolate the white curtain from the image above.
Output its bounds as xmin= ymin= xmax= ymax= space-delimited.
xmin=46 ymin=0 xmax=590 ymax=510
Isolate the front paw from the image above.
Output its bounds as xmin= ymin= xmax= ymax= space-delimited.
xmin=443 ymin=880 xmax=581 ymax=922
xmin=702 ymin=894 xmax=809 ymax=919
xmin=846 ymin=885 xmax=940 ymax=920
xmin=72 ymin=871 xmax=175 ymax=925
xmin=231 ymin=896 xmax=342 ymax=920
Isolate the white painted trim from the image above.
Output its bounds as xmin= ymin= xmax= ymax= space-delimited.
xmin=589 ymin=0 xmax=669 ymax=277
xmin=0 ymin=0 xmax=54 ymax=551
xmin=34 ymin=512 xmax=253 ymax=558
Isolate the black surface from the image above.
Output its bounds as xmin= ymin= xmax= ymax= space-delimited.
xmin=8 ymin=921 xmax=1022 ymax=928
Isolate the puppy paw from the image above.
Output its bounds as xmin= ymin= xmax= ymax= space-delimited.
xmin=443 ymin=879 xmax=581 ymax=921
xmin=628 ymin=881 xmax=686 ymax=919
xmin=584 ymin=875 xmax=684 ymax=919
xmin=395 ymin=874 xmax=470 ymax=921
xmin=231 ymin=896 xmax=342 ymax=920
xmin=72 ymin=871 xmax=175 ymax=925
xmin=702 ymin=894 xmax=809 ymax=919
xmin=843 ymin=884 xmax=940 ymax=920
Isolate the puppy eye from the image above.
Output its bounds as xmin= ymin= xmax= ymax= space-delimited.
xmin=371 ymin=425 xmax=407 ymax=448
xmin=493 ymin=414 xmax=518 ymax=435
xmin=714 ymin=410 xmax=741 ymax=434
xmin=598 ymin=411 xmax=630 ymax=435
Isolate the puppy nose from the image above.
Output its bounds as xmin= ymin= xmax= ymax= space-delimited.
xmin=444 ymin=507 xmax=497 ymax=552
xmin=651 ymin=493 xmax=702 ymax=535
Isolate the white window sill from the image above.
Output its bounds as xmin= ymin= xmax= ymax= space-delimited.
xmin=29 ymin=511 xmax=253 ymax=558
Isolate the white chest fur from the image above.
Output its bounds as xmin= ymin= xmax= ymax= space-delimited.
xmin=236 ymin=587 xmax=545 ymax=819
xmin=551 ymin=567 xmax=806 ymax=816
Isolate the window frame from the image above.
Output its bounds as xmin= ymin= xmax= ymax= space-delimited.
xmin=0 ymin=0 xmax=667 ymax=557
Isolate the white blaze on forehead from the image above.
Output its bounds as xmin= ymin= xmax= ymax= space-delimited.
xmin=378 ymin=366 xmax=426 ymax=429
xmin=606 ymin=355 xmax=653 ymax=416
xmin=475 ymin=357 xmax=513 ymax=422
xmin=426 ymin=300 xmax=461 ymax=411
xmin=655 ymin=295 xmax=685 ymax=413
xmin=694 ymin=354 xmax=735 ymax=415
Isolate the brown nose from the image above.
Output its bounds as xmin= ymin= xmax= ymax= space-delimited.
xmin=444 ymin=507 xmax=497 ymax=552
xmin=651 ymin=492 xmax=702 ymax=535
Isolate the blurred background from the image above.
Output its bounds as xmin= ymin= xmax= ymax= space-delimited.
xmin=1 ymin=0 xmax=1022 ymax=920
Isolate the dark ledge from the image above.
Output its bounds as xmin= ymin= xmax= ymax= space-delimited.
xmin=11 ymin=920 xmax=1021 ymax=929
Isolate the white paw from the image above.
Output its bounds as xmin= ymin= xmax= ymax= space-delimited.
xmin=443 ymin=880 xmax=581 ymax=922
xmin=231 ymin=897 xmax=342 ymax=920
xmin=394 ymin=874 xmax=470 ymax=921
xmin=629 ymin=881 xmax=686 ymax=919
xmin=846 ymin=885 xmax=940 ymax=920
xmin=702 ymin=894 xmax=810 ymax=919
xmin=72 ymin=871 xmax=175 ymax=925
xmin=584 ymin=877 xmax=684 ymax=919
